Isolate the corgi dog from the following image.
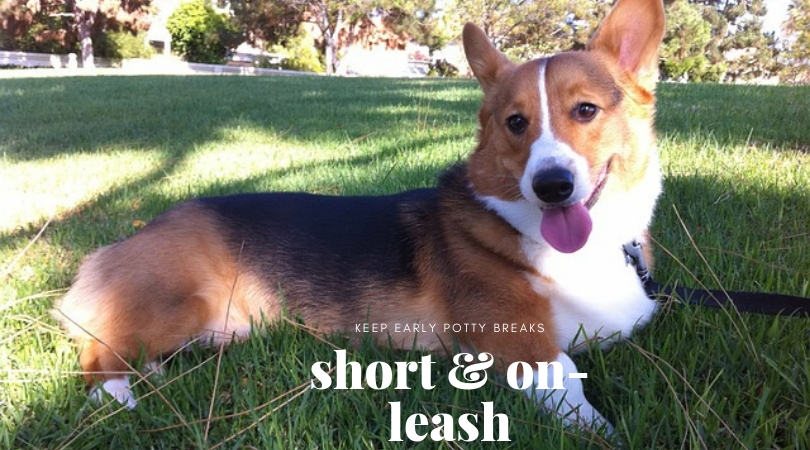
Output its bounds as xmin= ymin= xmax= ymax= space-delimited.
xmin=56 ymin=0 xmax=665 ymax=433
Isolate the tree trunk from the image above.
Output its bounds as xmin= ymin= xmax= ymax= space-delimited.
xmin=77 ymin=11 xmax=95 ymax=69
xmin=324 ymin=33 xmax=335 ymax=75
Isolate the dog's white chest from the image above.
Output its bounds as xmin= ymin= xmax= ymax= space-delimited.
xmin=523 ymin=238 xmax=658 ymax=351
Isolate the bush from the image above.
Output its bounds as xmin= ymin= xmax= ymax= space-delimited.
xmin=427 ymin=59 xmax=458 ymax=78
xmin=10 ymin=21 xmax=72 ymax=54
xmin=94 ymin=31 xmax=155 ymax=60
xmin=265 ymin=26 xmax=324 ymax=73
xmin=166 ymin=0 xmax=240 ymax=64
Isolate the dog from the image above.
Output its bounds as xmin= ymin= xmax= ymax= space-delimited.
xmin=55 ymin=0 xmax=665 ymax=433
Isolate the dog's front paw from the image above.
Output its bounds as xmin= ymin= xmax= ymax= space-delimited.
xmin=521 ymin=352 xmax=615 ymax=435
xmin=566 ymin=401 xmax=614 ymax=435
xmin=90 ymin=377 xmax=137 ymax=410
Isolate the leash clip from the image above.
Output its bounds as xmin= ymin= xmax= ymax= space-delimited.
xmin=623 ymin=240 xmax=650 ymax=285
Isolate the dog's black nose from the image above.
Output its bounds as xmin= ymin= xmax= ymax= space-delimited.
xmin=532 ymin=168 xmax=574 ymax=204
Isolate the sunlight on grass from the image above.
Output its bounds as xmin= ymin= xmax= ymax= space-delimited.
xmin=0 ymin=76 xmax=808 ymax=449
xmin=0 ymin=150 xmax=164 ymax=233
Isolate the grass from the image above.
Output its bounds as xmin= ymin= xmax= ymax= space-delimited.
xmin=1 ymin=74 xmax=808 ymax=449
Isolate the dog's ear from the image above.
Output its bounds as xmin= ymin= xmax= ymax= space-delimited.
xmin=463 ymin=23 xmax=513 ymax=94
xmin=587 ymin=0 xmax=665 ymax=90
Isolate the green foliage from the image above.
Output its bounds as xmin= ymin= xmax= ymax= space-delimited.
xmin=230 ymin=0 xmax=301 ymax=46
xmin=266 ymin=25 xmax=325 ymax=73
xmin=16 ymin=21 xmax=73 ymax=54
xmin=695 ymin=0 xmax=779 ymax=82
xmin=166 ymin=0 xmax=240 ymax=64
xmin=382 ymin=0 xmax=453 ymax=54
xmin=661 ymin=1 xmax=725 ymax=82
xmin=0 ymin=1 xmax=75 ymax=54
xmin=659 ymin=0 xmax=783 ymax=82
xmin=427 ymin=59 xmax=458 ymax=77
xmin=782 ymin=0 xmax=810 ymax=84
xmin=0 ymin=0 xmax=152 ymax=55
xmin=93 ymin=31 xmax=155 ymax=60
xmin=722 ymin=21 xmax=781 ymax=82
xmin=452 ymin=0 xmax=602 ymax=59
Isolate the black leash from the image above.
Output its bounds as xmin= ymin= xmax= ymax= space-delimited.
xmin=623 ymin=241 xmax=810 ymax=318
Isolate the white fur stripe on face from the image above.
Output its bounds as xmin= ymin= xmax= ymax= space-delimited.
xmin=538 ymin=59 xmax=554 ymax=142
xmin=519 ymin=59 xmax=592 ymax=207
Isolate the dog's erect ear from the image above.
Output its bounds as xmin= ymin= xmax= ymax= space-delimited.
xmin=587 ymin=0 xmax=665 ymax=89
xmin=463 ymin=23 xmax=513 ymax=94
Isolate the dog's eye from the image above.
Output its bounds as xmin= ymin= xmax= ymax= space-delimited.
xmin=506 ymin=114 xmax=528 ymax=135
xmin=573 ymin=102 xmax=598 ymax=122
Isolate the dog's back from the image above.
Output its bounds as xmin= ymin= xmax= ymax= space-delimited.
xmin=56 ymin=0 xmax=665 ymax=431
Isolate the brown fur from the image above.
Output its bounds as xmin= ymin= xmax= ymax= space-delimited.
xmin=56 ymin=169 xmax=559 ymax=384
xmin=57 ymin=203 xmax=283 ymax=383
xmin=56 ymin=0 xmax=665 ymax=397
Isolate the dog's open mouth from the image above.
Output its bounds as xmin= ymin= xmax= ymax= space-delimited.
xmin=584 ymin=156 xmax=613 ymax=210
xmin=540 ymin=157 xmax=613 ymax=254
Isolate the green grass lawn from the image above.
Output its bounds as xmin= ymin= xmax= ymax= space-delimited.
xmin=1 ymin=75 xmax=808 ymax=449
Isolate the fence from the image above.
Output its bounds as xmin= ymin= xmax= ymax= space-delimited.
xmin=0 ymin=51 xmax=115 ymax=69
xmin=0 ymin=50 xmax=310 ymax=76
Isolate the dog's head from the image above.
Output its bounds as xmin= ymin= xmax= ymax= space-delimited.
xmin=464 ymin=0 xmax=665 ymax=254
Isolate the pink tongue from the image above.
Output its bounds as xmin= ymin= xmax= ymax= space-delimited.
xmin=540 ymin=202 xmax=593 ymax=253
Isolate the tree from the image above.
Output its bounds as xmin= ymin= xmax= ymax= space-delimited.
xmin=0 ymin=0 xmax=72 ymax=53
xmin=293 ymin=0 xmax=377 ymax=75
xmin=721 ymin=17 xmax=780 ymax=81
xmin=381 ymin=0 xmax=452 ymax=54
xmin=712 ymin=0 xmax=780 ymax=81
xmin=660 ymin=0 xmax=722 ymax=81
xmin=229 ymin=0 xmax=301 ymax=46
xmin=0 ymin=0 xmax=152 ymax=66
xmin=166 ymin=0 xmax=240 ymax=64
xmin=782 ymin=0 xmax=810 ymax=84
xmin=232 ymin=0 xmax=416 ymax=75
xmin=689 ymin=0 xmax=781 ymax=81
xmin=265 ymin=23 xmax=325 ymax=72
xmin=63 ymin=0 xmax=153 ymax=68
xmin=446 ymin=0 xmax=601 ymax=60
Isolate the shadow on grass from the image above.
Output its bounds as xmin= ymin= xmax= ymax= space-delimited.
xmin=3 ymin=76 xmax=809 ymax=449
xmin=652 ymin=172 xmax=809 ymax=296
xmin=1 ymin=116 xmax=473 ymax=446
xmin=0 ymin=75 xmax=480 ymax=162
xmin=3 ymin=77 xmax=808 ymax=165
xmin=1 ymin=75 xmax=478 ymax=278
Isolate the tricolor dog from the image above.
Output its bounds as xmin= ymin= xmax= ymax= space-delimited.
xmin=56 ymin=0 xmax=666 ymax=432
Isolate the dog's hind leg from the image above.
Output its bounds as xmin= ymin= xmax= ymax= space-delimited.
xmin=57 ymin=202 xmax=284 ymax=408
xmin=56 ymin=204 xmax=246 ymax=408
xmin=67 ymin=290 xmax=216 ymax=409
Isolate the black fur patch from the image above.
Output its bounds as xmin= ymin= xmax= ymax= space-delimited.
xmin=196 ymin=187 xmax=439 ymax=306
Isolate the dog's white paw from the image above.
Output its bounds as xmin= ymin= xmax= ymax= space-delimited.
xmin=564 ymin=400 xmax=615 ymax=435
xmin=522 ymin=352 xmax=615 ymax=434
xmin=90 ymin=377 xmax=137 ymax=410
xmin=537 ymin=386 xmax=615 ymax=434
xmin=143 ymin=361 xmax=165 ymax=380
